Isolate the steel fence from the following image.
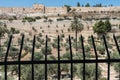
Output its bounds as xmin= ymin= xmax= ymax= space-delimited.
xmin=0 ymin=34 xmax=120 ymax=80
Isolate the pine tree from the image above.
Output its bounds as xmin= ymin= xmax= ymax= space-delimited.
xmin=77 ymin=2 xmax=80 ymax=7
xmin=85 ymin=3 xmax=90 ymax=7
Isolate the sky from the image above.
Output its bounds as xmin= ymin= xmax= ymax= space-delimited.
xmin=0 ymin=0 xmax=119 ymax=7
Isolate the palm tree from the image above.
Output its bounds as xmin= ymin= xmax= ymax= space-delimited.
xmin=70 ymin=16 xmax=84 ymax=51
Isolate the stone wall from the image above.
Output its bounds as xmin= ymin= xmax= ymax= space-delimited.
xmin=71 ymin=7 xmax=120 ymax=13
xmin=45 ymin=7 xmax=67 ymax=14
xmin=0 ymin=7 xmax=13 ymax=14
xmin=0 ymin=4 xmax=120 ymax=16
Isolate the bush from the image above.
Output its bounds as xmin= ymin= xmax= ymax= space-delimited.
xmin=23 ymin=45 xmax=32 ymax=52
xmin=38 ymin=33 xmax=42 ymax=37
xmin=0 ymin=52 xmax=5 ymax=58
xmin=68 ymin=28 xmax=70 ymax=32
xmin=32 ymin=27 xmax=37 ymax=32
xmin=61 ymin=34 xmax=65 ymax=38
xmin=35 ymin=43 xmax=41 ymax=49
xmin=35 ymin=16 xmax=41 ymax=19
xmin=48 ymin=55 xmax=56 ymax=60
xmin=42 ymin=30 xmax=44 ymax=33
xmin=73 ymin=53 xmax=83 ymax=60
xmin=13 ymin=16 xmax=17 ymax=20
xmin=87 ymin=36 xmax=92 ymax=45
xmin=77 ymin=64 xmax=101 ymax=80
xmin=34 ymin=52 xmax=43 ymax=60
xmin=22 ymin=19 xmax=26 ymax=23
xmin=84 ymin=45 xmax=90 ymax=52
xmin=20 ymin=33 xmax=24 ymax=36
xmin=9 ymin=46 xmax=19 ymax=59
xmin=41 ymin=46 xmax=52 ymax=55
xmin=10 ymin=27 xmax=15 ymax=34
xmin=100 ymin=78 xmax=107 ymax=80
xmin=47 ymin=37 xmax=51 ymax=42
xmin=96 ymin=45 xmax=105 ymax=55
xmin=24 ymin=17 xmax=36 ymax=22
xmin=10 ymin=46 xmax=19 ymax=51
xmin=61 ymin=29 xmax=63 ymax=33
xmin=21 ymin=52 xmax=28 ymax=58
xmin=57 ymin=18 xmax=64 ymax=21
xmin=52 ymin=43 xmax=57 ymax=48
xmin=8 ymin=18 xmax=13 ymax=22
xmin=85 ymin=52 xmax=92 ymax=58
xmin=65 ymin=44 xmax=69 ymax=51
xmin=48 ymin=19 xmax=53 ymax=24
xmin=62 ymin=52 xmax=70 ymax=60
xmin=56 ymin=30 xmax=58 ymax=33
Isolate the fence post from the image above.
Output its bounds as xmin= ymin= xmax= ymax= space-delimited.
xmin=58 ymin=35 xmax=60 ymax=80
xmin=103 ymin=35 xmax=110 ymax=80
xmin=80 ymin=35 xmax=85 ymax=80
xmin=45 ymin=35 xmax=48 ymax=80
xmin=4 ymin=35 xmax=12 ymax=80
xmin=18 ymin=35 xmax=24 ymax=80
xmin=31 ymin=35 xmax=36 ymax=80
xmin=69 ymin=35 xmax=73 ymax=80
xmin=113 ymin=34 xmax=120 ymax=80
xmin=91 ymin=35 xmax=98 ymax=80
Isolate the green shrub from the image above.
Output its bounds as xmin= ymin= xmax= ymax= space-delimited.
xmin=57 ymin=18 xmax=64 ymax=21
xmin=100 ymin=78 xmax=107 ymax=80
xmin=35 ymin=16 xmax=41 ymax=19
xmin=41 ymin=46 xmax=52 ymax=55
xmin=34 ymin=52 xmax=43 ymax=60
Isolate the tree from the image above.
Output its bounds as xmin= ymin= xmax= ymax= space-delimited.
xmin=64 ymin=5 xmax=71 ymax=13
xmin=85 ymin=3 xmax=90 ymax=7
xmin=93 ymin=20 xmax=105 ymax=34
xmin=93 ymin=3 xmax=102 ymax=7
xmin=104 ymin=20 xmax=111 ymax=32
xmin=70 ymin=16 xmax=84 ymax=51
xmin=93 ymin=20 xmax=111 ymax=36
xmin=77 ymin=2 xmax=80 ymax=7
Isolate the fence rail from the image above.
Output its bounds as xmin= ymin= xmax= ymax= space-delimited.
xmin=0 ymin=34 xmax=120 ymax=80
